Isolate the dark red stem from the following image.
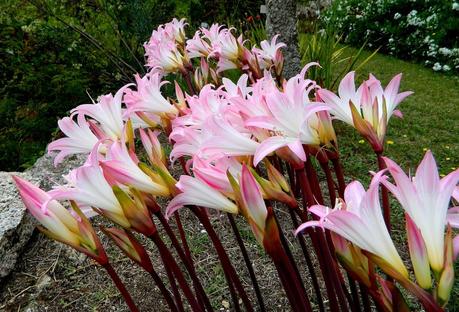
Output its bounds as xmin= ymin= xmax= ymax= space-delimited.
xmin=288 ymin=208 xmax=325 ymax=312
xmin=376 ymin=152 xmax=391 ymax=232
xmin=295 ymin=168 xmax=341 ymax=311
xmin=155 ymin=211 xmax=213 ymax=312
xmin=148 ymin=268 xmax=180 ymax=312
xmin=227 ymin=213 xmax=266 ymax=312
xmin=103 ymin=263 xmax=140 ymax=312
xmin=191 ymin=206 xmax=253 ymax=312
xmin=150 ymin=232 xmax=202 ymax=312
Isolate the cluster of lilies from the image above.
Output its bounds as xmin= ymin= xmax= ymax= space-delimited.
xmin=14 ymin=18 xmax=459 ymax=311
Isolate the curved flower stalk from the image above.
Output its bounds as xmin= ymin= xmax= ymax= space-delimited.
xmin=380 ymin=151 xmax=459 ymax=273
xmin=317 ymin=72 xmax=412 ymax=152
xmin=47 ymin=113 xmax=101 ymax=166
xmin=13 ymin=176 xmax=107 ymax=263
xmin=231 ymin=165 xmax=312 ymax=311
xmin=295 ymin=172 xmax=408 ymax=278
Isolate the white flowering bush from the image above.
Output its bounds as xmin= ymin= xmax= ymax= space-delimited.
xmin=322 ymin=0 xmax=459 ymax=73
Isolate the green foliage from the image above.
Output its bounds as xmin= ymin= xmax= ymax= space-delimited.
xmin=298 ymin=27 xmax=377 ymax=90
xmin=0 ymin=0 xmax=261 ymax=171
xmin=323 ymin=0 xmax=459 ymax=74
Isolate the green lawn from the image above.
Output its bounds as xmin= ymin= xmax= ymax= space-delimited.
xmin=322 ymin=47 xmax=459 ymax=184
xmin=304 ymin=47 xmax=459 ymax=309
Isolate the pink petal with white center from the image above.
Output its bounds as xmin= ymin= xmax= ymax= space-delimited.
xmin=338 ymin=71 xmax=356 ymax=101
xmin=13 ymin=176 xmax=80 ymax=245
xmin=254 ymin=136 xmax=299 ymax=166
xmin=165 ymin=176 xmax=237 ymax=219
xmin=240 ymin=165 xmax=268 ymax=243
xmin=382 ymin=151 xmax=459 ymax=272
xmin=102 ymin=141 xmax=169 ymax=196
xmin=48 ymin=114 xmax=100 ymax=166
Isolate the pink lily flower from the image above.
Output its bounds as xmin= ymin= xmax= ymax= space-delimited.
xmin=200 ymin=114 xmax=259 ymax=159
xmin=192 ymin=156 xmax=242 ymax=196
xmin=100 ymin=140 xmax=170 ymax=196
xmin=245 ymin=69 xmax=330 ymax=165
xmin=201 ymin=23 xmax=224 ymax=46
xmin=73 ymin=85 xmax=131 ymax=140
xmin=163 ymin=18 xmax=187 ymax=45
xmin=381 ymin=151 xmax=459 ymax=272
xmin=169 ymin=126 xmax=210 ymax=163
xmin=239 ymin=164 xmax=268 ymax=245
xmin=165 ymin=175 xmax=238 ymax=219
xmin=13 ymin=176 xmax=107 ymax=263
xmin=295 ymin=172 xmax=408 ymax=278
xmin=47 ymin=114 xmax=100 ymax=166
xmin=252 ymin=34 xmax=285 ymax=72
xmin=124 ymin=72 xmax=178 ymax=117
xmin=172 ymin=85 xmax=228 ymax=130
xmin=186 ymin=31 xmax=213 ymax=59
xmin=317 ymin=72 xmax=412 ymax=152
xmin=49 ymin=164 xmax=130 ymax=228
xmin=221 ymin=74 xmax=251 ymax=99
xmin=145 ymin=40 xmax=188 ymax=74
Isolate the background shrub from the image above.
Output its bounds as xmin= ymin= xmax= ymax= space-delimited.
xmin=0 ymin=0 xmax=263 ymax=171
xmin=322 ymin=0 xmax=459 ymax=74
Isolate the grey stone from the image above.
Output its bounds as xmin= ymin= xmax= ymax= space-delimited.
xmin=297 ymin=0 xmax=333 ymax=21
xmin=0 ymin=152 xmax=86 ymax=283
xmin=266 ymin=0 xmax=302 ymax=79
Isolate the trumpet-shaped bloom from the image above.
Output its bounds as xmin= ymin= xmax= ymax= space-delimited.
xmin=100 ymin=140 xmax=170 ymax=196
xmin=192 ymin=156 xmax=242 ymax=196
xmin=145 ymin=41 xmax=187 ymax=74
xmin=165 ymin=175 xmax=238 ymax=219
xmin=381 ymin=151 xmax=459 ymax=272
xmin=246 ymin=71 xmax=329 ymax=165
xmin=296 ymin=173 xmax=408 ymax=278
xmin=49 ymin=164 xmax=130 ymax=228
xmin=186 ymin=31 xmax=212 ymax=59
xmin=317 ymin=72 xmax=412 ymax=152
xmin=73 ymin=86 xmax=131 ymax=139
xmin=14 ymin=175 xmax=79 ymax=245
xmin=239 ymin=164 xmax=268 ymax=245
xmin=47 ymin=114 xmax=100 ymax=166
xmin=13 ymin=176 xmax=107 ymax=263
xmin=124 ymin=73 xmax=178 ymax=117
xmin=200 ymin=115 xmax=259 ymax=159
xmin=252 ymin=34 xmax=285 ymax=71
xmin=144 ymin=19 xmax=188 ymax=73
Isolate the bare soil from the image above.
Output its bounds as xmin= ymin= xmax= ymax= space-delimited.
xmin=0 ymin=202 xmax=325 ymax=312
